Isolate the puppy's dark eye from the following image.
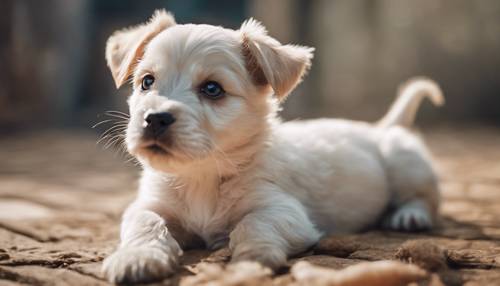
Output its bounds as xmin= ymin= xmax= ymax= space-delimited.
xmin=200 ymin=81 xmax=225 ymax=99
xmin=141 ymin=74 xmax=155 ymax=91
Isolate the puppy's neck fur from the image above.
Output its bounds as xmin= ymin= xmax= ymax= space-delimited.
xmin=155 ymin=116 xmax=274 ymax=193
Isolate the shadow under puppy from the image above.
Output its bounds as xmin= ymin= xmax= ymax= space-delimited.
xmin=102 ymin=10 xmax=444 ymax=283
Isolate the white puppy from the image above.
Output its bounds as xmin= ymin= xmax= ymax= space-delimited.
xmin=101 ymin=10 xmax=443 ymax=283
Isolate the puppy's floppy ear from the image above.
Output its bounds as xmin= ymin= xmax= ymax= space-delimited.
xmin=105 ymin=10 xmax=176 ymax=88
xmin=240 ymin=19 xmax=314 ymax=100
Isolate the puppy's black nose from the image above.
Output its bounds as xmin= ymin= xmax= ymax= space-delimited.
xmin=144 ymin=112 xmax=176 ymax=137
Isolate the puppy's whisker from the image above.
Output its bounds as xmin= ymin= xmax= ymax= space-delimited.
xmin=103 ymin=135 xmax=126 ymax=150
xmin=106 ymin=110 xmax=129 ymax=116
xmin=104 ymin=114 xmax=130 ymax=121
xmin=102 ymin=132 xmax=126 ymax=142
xmin=105 ymin=110 xmax=130 ymax=118
xmin=125 ymin=156 xmax=140 ymax=166
xmin=96 ymin=120 xmax=128 ymax=128
xmin=98 ymin=125 xmax=127 ymax=141
xmin=93 ymin=112 xmax=129 ymax=149
xmin=96 ymin=111 xmax=130 ymax=124
xmin=102 ymin=111 xmax=130 ymax=120
xmin=99 ymin=123 xmax=128 ymax=133
xmin=97 ymin=134 xmax=124 ymax=148
xmin=97 ymin=131 xmax=126 ymax=146
xmin=92 ymin=119 xmax=118 ymax=129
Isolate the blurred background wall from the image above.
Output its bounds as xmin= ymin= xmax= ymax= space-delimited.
xmin=1 ymin=0 xmax=499 ymax=133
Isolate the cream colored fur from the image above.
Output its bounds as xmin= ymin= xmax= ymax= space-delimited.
xmin=101 ymin=10 xmax=443 ymax=283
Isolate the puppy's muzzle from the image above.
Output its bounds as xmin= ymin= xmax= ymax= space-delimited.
xmin=144 ymin=112 xmax=176 ymax=138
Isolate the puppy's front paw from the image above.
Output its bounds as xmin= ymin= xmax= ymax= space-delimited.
xmin=102 ymin=247 xmax=178 ymax=284
xmin=231 ymin=244 xmax=286 ymax=270
xmin=384 ymin=200 xmax=433 ymax=232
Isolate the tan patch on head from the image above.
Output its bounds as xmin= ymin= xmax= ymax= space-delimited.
xmin=241 ymin=36 xmax=267 ymax=86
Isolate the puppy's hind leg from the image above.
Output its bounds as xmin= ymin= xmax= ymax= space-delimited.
xmin=379 ymin=127 xmax=440 ymax=232
xmin=384 ymin=199 xmax=434 ymax=231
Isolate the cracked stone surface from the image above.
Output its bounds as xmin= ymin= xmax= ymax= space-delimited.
xmin=0 ymin=127 xmax=499 ymax=285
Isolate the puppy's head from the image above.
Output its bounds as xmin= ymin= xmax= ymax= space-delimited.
xmin=106 ymin=10 xmax=313 ymax=173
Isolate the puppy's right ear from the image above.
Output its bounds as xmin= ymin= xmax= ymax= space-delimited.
xmin=105 ymin=10 xmax=176 ymax=88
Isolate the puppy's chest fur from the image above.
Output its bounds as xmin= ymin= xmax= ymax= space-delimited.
xmin=145 ymin=171 xmax=248 ymax=249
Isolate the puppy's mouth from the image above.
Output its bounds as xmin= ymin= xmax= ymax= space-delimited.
xmin=146 ymin=144 xmax=168 ymax=155
xmin=140 ymin=141 xmax=170 ymax=156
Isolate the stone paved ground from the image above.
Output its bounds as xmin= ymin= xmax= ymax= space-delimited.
xmin=0 ymin=127 xmax=499 ymax=285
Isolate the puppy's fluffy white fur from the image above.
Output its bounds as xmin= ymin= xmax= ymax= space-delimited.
xmin=101 ymin=10 xmax=443 ymax=283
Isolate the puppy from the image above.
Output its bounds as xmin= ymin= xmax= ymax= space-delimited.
xmin=101 ymin=10 xmax=443 ymax=283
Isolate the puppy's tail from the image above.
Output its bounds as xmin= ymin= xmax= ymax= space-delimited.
xmin=377 ymin=77 xmax=444 ymax=128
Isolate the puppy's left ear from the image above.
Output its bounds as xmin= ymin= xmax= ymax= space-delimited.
xmin=240 ymin=19 xmax=314 ymax=100
xmin=105 ymin=10 xmax=176 ymax=88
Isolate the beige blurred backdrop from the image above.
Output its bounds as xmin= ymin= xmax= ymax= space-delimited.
xmin=1 ymin=0 xmax=499 ymax=133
